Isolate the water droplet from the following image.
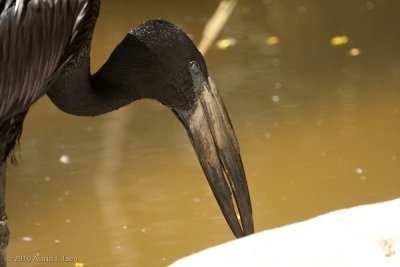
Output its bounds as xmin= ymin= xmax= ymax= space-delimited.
xmin=348 ymin=48 xmax=361 ymax=56
xmin=366 ymin=1 xmax=374 ymax=10
xmin=20 ymin=236 xmax=33 ymax=242
xmin=354 ymin=167 xmax=364 ymax=174
xmin=264 ymin=132 xmax=272 ymax=139
xmin=274 ymin=82 xmax=282 ymax=89
xmin=272 ymin=95 xmax=280 ymax=102
xmin=54 ymin=239 xmax=60 ymax=244
xmin=59 ymin=155 xmax=70 ymax=165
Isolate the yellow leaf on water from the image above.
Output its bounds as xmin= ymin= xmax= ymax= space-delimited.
xmin=265 ymin=36 xmax=280 ymax=46
xmin=330 ymin=35 xmax=349 ymax=46
xmin=216 ymin=38 xmax=237 ymax=50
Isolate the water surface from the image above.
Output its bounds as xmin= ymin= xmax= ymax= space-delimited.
xmin=7 ymin=1 xmax=400 ymax=266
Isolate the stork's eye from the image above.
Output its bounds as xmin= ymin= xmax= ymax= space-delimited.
xmin=189 ymin=61 xmax=200 ymax=74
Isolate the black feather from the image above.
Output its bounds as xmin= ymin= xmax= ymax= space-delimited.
xmin=0 ymin=0 xmax=99 ymax=124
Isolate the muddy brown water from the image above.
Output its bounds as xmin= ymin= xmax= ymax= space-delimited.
xmin=6 ymin=1 xmax=400 ymax=266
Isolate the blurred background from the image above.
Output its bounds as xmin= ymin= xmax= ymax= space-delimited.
xmin=6 ymin=0 xmax=400 ymax=266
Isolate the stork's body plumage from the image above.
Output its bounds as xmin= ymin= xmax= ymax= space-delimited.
xmin=0 ymin=1 xmax=253 ymax=265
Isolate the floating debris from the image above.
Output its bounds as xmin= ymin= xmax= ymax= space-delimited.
xmin=274 ymin=82 xmax=282 ymax=89
xmin=122 ymin=225 xmax=128 ymax=230
xmin=216 ymin=38 xmax=237 ymax=50
xmin=59 ymin=155 xmax=70 ymax=165
xmin=75 ymin=263 xmax=84 ymax=267
xmin=348 ymin=48 xmax=361 ymax=56
xmin=354 ymin=167 xmax=364 ymax=174
xmin=20 ymin=236 xmax=33 ymax=242
xmin=265 ymin=36 xmax=280 ymax=46
xmin=330 ymin=35 xmax=349 ymax=46
xmin=272 ymin=95 xmax=280 ymax=103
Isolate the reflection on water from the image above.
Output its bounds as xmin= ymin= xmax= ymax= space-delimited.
xmin=6 ymin=1 xmax=400 ymax=266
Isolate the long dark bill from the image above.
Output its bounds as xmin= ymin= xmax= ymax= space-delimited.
xmin=174 ymin=75 xmax=254 ymax=238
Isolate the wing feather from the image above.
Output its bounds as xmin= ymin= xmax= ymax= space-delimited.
xmin=0 ymin=0 xmax=99 ymax=120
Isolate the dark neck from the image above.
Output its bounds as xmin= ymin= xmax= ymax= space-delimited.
xmin=47 ymin=34 xmax=149 ymax=116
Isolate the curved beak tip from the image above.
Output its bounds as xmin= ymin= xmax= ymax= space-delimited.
xmin=174 ymin=76 xmax=254 ymax=238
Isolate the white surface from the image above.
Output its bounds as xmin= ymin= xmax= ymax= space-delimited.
xmin=170 ymin=198 xmax=400 ymax=267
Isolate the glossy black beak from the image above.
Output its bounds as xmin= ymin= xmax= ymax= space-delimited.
xmin=173 ymin=64 xmax=254 ymax=237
